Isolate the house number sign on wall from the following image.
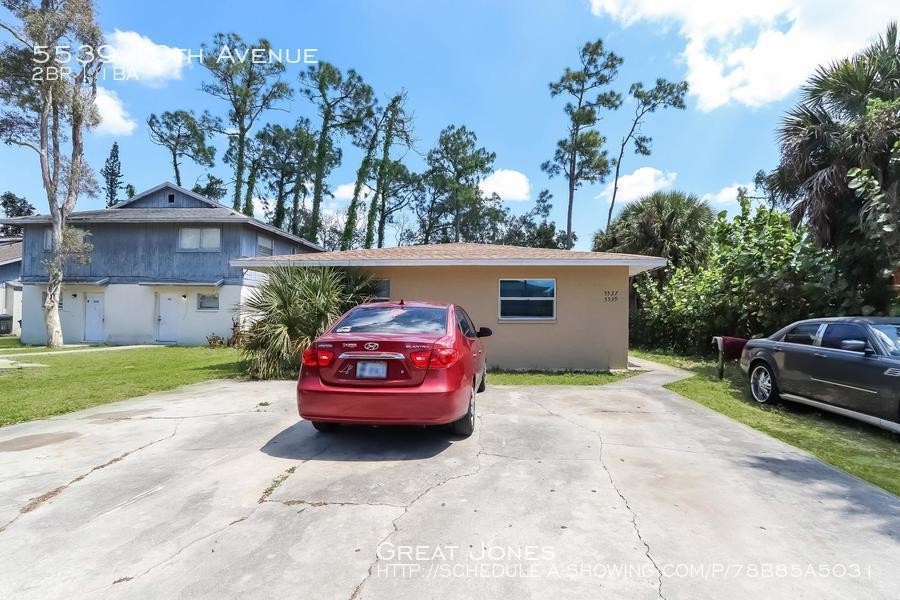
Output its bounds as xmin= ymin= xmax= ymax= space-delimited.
xmin=603 ymin=290 xmax=619 ymax=303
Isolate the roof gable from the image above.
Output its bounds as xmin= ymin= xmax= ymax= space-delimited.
xmin=113 ymin=182 xmax=225 ymax=209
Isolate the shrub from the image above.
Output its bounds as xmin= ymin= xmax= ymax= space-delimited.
xmin=634 ymin=199 xmax=867 ymax=351
xmin=239 ymin=266 xmax=373 ymax=379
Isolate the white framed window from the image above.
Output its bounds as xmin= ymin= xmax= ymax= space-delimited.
xmin=179 ymin=227 xmax=221 ymax=250
xmin=197 ymin=293 xmax=220 ymax=311
xmin=43 ymin=227 xmax=53 ymax=251
xmin=372 ymin=279 xmax=390 ymax=301
xmin=256 ymin=235 xmax=274 ymax=257
xmin=498 ymin=279 xmax=556 ymax=320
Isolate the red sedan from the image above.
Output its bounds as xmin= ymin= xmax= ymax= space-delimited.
xmin=297 ymin=301 xmax=491 ymax=436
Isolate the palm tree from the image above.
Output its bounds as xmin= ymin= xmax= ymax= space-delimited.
xmin=770 ymin=22 xmax=899 ymax=247
xmin=593 ymin=190 xmax=714 ymax=272
xmin=239 ymin=267 xmax=373 ymax=379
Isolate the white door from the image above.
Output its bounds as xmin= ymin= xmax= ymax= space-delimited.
xmin=84 ymin=293 xmax=105 ymax=342
xmin=157 ymin=293 xmax=178 ymax=342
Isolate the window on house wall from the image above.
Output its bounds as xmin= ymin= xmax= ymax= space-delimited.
xmin=257 ymin=235 xmax=274 ymax=256
xmin=197 ymin=293 xmax=219 ymax=311
xmin=499 ymin=279 xmax=556 ymax=320
xmin=372 ymin=279 xmax=390 ymax=301
xmin=43 ymin=227 xmax=53 ymax=251
xmin=168 ymin=193 xmax=175 ymax=204
xmin=179 ymin=227 xmax=221 ymax=250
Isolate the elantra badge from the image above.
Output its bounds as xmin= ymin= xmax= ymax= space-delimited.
xmin=364 ymin=342 xmax=379 ymax=350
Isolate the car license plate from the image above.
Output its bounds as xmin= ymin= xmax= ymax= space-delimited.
xmin=356 ymin=361 xmax=388 ymax=379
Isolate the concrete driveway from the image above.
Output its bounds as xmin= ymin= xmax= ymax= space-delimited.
xmin=0 ymin=359 xmax=898 ymax=599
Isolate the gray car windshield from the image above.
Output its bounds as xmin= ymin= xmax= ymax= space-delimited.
xmin=872 ymin=324 xmax=900 ymax=356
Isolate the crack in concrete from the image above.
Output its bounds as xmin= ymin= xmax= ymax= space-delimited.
xmin=0 ymin=420 xmax=183 ymax=534
xmin=525 ymin=395 xmax=666 ymax=600
xmin=96 ymin=444 xmax=341 ymax=592
xmin=272 ymin=499 xmax=407 ymax=509
xmin=349 ymin=419 xmax=486 ymax=600
xmin=102 ymin=514 xmax=252 ymax=592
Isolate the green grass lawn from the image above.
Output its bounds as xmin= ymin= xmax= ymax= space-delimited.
xmin=0 ymin=337 xmax=86 ymax=355
xmin=0 ymin=347 xmax=243 ymax=426
xmin=488 ymin=369 xmax=635 ymax=386
xmin=632 ymin=349 xmax=900 ymax=496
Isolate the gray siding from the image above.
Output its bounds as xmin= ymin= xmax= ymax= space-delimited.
xmin=119 ymin=188 xmax=210 ymax=209
xmin=21 ymin=222 xmax=312 ymax=284
xmin=240 ymin=229 xmax=300 ymax=258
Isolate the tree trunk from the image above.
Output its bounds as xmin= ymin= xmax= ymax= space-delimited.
xmin=44 ymin=216 xmax=64 ymax=347
xmin=272 ymin=176 xmax=286 ymax=229
xmin=172 ymin=150 xmax=181 ymax=187
xmin=342 ymin=129 xmax=379 ymax=250
xmin=363 ymin=192 xmax=378 ymax=249
xmin=566 ymin=146 xmax=577 ymax=249
xmin=242 ymin=159 xmax=259 ymax=217
xmin=232 ymin=129 xmax=247 ymax=211
xmin=377 ymin=188 xmax=388 ymax=248
xmin=454 ymin=196 xmax=462 ymax=243
xmin=310 ymin=114 xmax=332 ymax=243
xmin=607 ymin=118 xmax=638 ymax=230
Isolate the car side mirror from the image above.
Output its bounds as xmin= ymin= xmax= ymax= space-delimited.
xmin=840 ymin=339 xmax=867 ymax=353
xmin=476 ymin=327 xmax=492 ymax=338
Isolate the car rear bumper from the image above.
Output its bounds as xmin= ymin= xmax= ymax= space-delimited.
xmin=297 ymin=371 xmax=471 ymax=425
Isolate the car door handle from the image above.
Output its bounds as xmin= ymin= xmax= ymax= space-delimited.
xmin=814 ymin=353 xmax=827 ymax=358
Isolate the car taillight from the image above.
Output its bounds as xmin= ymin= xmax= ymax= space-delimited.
xmin=302 ymin=346 xmax=317 ymax=367
xmin=410 ymin=350 xmax=431 ymax=369
xmin=410 ymin=344 xmax=460 ymax=369
xmin=302 ymin=346 xmax=334 ymax=367
xmin=430 ymin=347 xmax=459 ymax=368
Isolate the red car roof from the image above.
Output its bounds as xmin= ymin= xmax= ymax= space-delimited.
xmin=358 ymin=300 xmax=452 ymax=309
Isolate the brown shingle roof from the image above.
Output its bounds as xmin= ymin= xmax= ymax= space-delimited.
xmin=0 ymin=241 xmax=22 ymax=266
xmin=233 ymin=243 xmax=666 ymax=275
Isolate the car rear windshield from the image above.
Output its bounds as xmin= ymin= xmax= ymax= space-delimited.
xmin=872 ymin=324 xmax=900 ymax=356
xmin=332 ymin=306 xmax=448 ymax=335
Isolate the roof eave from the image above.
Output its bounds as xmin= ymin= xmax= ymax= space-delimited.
xmin=232 ymin=257 xmax=669 ymax=271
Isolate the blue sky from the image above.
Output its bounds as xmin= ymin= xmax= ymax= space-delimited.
xmin=1 ymin=0 xmax=895 ymax=248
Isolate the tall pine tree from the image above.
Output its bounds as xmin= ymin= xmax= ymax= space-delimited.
xmin=100 ymin=142 xmax=123 ymax=207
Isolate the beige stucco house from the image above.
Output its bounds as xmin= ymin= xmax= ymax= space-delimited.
xmin=234 ymin=243 xmax=665 ymax=371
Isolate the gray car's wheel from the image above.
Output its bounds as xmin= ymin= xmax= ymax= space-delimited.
xmin=450 ymin=385 xmax=476 ymax=437
xmin=749 ymin=363 xmax=778 ymax=404
xmin=477 ymin=370 xmax=486 ymax=393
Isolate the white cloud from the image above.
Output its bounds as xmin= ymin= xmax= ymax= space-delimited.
xmin=596 ymin=167 xmax=677 ymax=203
xmin=332 ymin=182 xmax=376 ymax=201
xmin=701 ymin=182 xmax=753 ymax=204
xmin=106 ymin=29 xmax=187 ymax=87
xmin=479 ymin=169 xmax=531 ymax=202
xmin=590 ymin=0 xmax=897 ymax=111
xmin=93 ymin=88 xmax=137 ymax=136
xmin=251 ymin=197 xmax=269 ymax=221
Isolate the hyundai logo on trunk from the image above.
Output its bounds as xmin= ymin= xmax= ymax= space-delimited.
xmin=364 ymin=342 xmax=379 ymax=350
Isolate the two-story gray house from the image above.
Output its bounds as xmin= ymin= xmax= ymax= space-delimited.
xmin=4 ymin=182 xmax=320 ymax=345
xmin=0 ymin=237 xmax=23 ymax=335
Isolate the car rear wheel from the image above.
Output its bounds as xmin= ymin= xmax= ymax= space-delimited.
xmin=477 ymin=370 xmax=486 ymax=393
xmin=749 ymin=363 xmax=778 ymax=404
xmin=450 ymin=385 xmax=476 ymax=437
xmin=311 ymin=421 xmax=340 ymax=433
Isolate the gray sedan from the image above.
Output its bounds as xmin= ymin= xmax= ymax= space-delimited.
xmin=740 ymin=317 xmax=900 ymax=433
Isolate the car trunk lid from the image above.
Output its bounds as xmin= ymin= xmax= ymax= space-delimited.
xmin=315 ymin=333 xmax=441 ymax=387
